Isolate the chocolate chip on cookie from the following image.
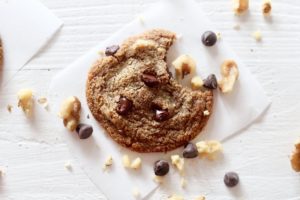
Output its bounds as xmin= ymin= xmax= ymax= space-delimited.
xmin=203 ymin=74 xmax=218 ymax=89
xmin=116 ymin=96 xmax=133 ymax=115
xmin=141 ymin=73 xmax=160 ymax=87
xmin=105 ymin=45 xmax=120 ymax=56
xmin=86 ymin=29 xmax=214 ymax=152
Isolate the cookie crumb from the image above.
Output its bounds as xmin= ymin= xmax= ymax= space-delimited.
xmin=233 ymin=24 xmax=240 ymax=30
xmin=153 ymin=175 xmax=164 ymax=184
xmin=132 ymin=187 xmax=140 ymax=198
xmin=7 ymin=104 xmax=13 ymax=113
xmin=290 ymin=139 xmax=300 ymax=172
xmin=168 ymin=194 xmax=184 ymax=200
xmin=130 ymin=157 xmax=142 ymax=169
xmin=203 ymin=110 xmax=210 ymax=116
xmin=122 ymin=154 xmax=131 ymax=168
xmin=17 ymin=89 xmax=34 ymax=116
xmin=103 ymin=155 xmax=113 ymax=170
xmin=171 ymin=155 xmax=184 ymax=174
xmin=196 ymin=140 xmax=223 ymax=160
xmin=180 ymin=177 xmax=187 ymax=188
xmin=37 ymin=97 xmax=49 ymax=110
xmin=252 ymin=30 xmax=262 ymax=41
xmin=64 ymin=161 xmax=72 ymax=171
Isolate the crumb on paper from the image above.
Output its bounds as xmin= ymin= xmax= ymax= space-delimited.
xmin=17 ymin=89 xmax=34 ymax=116
xmin=130 ymin=157 xmax=142 ymax=169
xmin=7 ymin=104 xmax=13 ymax=113
xmin=290 ymin=139 xmax=300 ymax=172
xmin=196 ymin=140 xmax=223 ymax=160
xmin=138 ymin=15 xmax=145 ymax=25
xmin=153 ymin=175 xmax=164 ymax=184
xmin=168 ymin=194 xmax=184 ymax=200
xmin=191 ymin=76 xmax=203 ymax=90
xmin=37 ymin=97 xmax=49 ymax=110
xmin=171 ymin=155 xmax=184 ymax=174
xmin=262 ymin=0 xmax=272 ymax=16
xmin=233 ymin=0 xmax=249 ymax=15
xmin=180 ymin=177 xmax=187 ymax=188
xmin=103 ymin=155 xmax=113 ymax=171
xmin=203 ymin=110 xmax=210 ymax=116
xmin=59 ymin=96 xmax=81 ymax=131
xmin=132 ymin=187 xmax=140 ymax=198
xmin=64 ymin=161 xmax=72 ymax=171
xmin=252 ymin=30 xmax=262 ymax=41
xmin=195 ymin=196 xmax=206 ymax=200
xmin=216 ymin=32 xmax=221 ymax=40
xmin=98 ymin=50 xmax=105 ymax=57
xmin=122 ymin=154 xmax=131 ymax=168
xmin=233 ymin=24 xmax=240 ymax=30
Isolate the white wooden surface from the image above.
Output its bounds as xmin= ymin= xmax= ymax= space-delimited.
xmin=0 ymin=0 xmax=300 ymax=199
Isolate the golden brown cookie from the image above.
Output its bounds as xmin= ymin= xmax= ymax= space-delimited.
xmin=86 ymin=29 xmax=213 ymax=152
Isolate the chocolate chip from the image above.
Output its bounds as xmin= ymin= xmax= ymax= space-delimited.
xmin=182 ymin=142 xmax=198 ymax=158
xmin=105 ymin=45 xmax=120 ymax=56
xmin=76 ymin=123 xmax=93 ymax=139
xmin=116 ymin=96 xmax=133 ymax=115
xmin=224 ymin=172 xmax=239 ymax=187
xmin=201 ymin=31 xmax=217 ymax=46
xmin=203 ymin=74 xmax=218 ymax=89
xmin=154 ymin=160 xmax=169 ymax=176
xmin=154 ymin=109 xmax=169 ymax=122
xmin=141 ymin=73 xmax=159 ymax=87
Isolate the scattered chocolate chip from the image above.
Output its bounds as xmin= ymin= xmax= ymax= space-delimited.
xmin=105 ymin=45 xmax=120 ymax=56
xmin=154 ymin=160 xmax=169 ymax=176
xmin=183 ymin=143 xmax=198 ymax=158
xmin=201 ymin=31 xmax=217 ymax=46
xmin=141 ymin=73 xmax=159 ymax=87
xmin=154 ymin=109 xmax=169 ymax=122
xmin=203 ymin=74 xmax=218 ymax=89
xmin=224 ymin=172 xmax=239 ymax=187
xmin=76 ymin=123 xmax=93 ymax=139
xmin=116 ymin=96 xmax=133 ymax=115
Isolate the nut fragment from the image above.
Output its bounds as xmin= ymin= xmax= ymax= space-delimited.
xmin=153 ymin=175 xmax=164 ymax=184
xmin=171 ymin=155 xmax=184 ymax=173
xmin=191 ymin=76 xmax=203 ymax=90
xmin=180 ymin=177 xmax=187 ymax=188
xmin=262 ymin=0 xmax=272 ymax=16
xmin=218 ymin=60 xmax=239 ymax=93
xmin=17 ymin=89 xmax=34 ymax=116
xmin=122 ymin=154 xmax=131 ymax=168
xmin=252 ymin=30 xmax=262 ymax=41
xmin=59 ymin=96 xmax=81 ymax=131
xmin=130 ymin=157 xmax=142 ymax=169
xmin=132 ymin=187 xmax=140 ymax=198
xmin=195 ymin=196 xmax=206 ymax=200
xmin=290 ymin=139 xmax=300 ymax=172
xmin=103 ymin=155 xmax=113 ymax=170
xmin=172 ymin=55 xmax=196 ymax=79
xmin=233 ymin=0 xmax=249 ymax=14
xmin=64 ymin=161 xmax=72 ymax=171
xmin=196 ymin=140 xmax=222 ymax=160
xmin=7 ymin=104 xmax=13 ymax=113
xmin=168 ymin=194 xmax=184 ymax=200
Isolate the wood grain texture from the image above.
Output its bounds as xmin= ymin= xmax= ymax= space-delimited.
xmin=1 ymin=0 xmax=300 ymax=199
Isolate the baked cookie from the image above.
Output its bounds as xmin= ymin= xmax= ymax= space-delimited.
xmin=86 ymin=29 xmax=213 ymax=152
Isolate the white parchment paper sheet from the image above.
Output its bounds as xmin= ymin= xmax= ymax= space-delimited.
xmin=0 ymin=0 xmax=62 ymax=70
xmin=49 ymin=0 xmax=270 ymax=199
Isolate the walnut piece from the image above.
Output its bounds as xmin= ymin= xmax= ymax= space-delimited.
xmin=218 ymin=60 xmax=239 ymax=93
xmin=195 ymin=196 xmax=206 ymax=200
xmin=17 ymin=89 xmax=34 ymax=116
xmin=290 ymin=139 xmax=300 ymax=172
xmin=233 ymin=0 xmax=249 ymax=14
xmin=130 ymin=157 xmax=142 ymax=169
xmin=191 ymin=76 xmax=203 ymax=90
xmin=253 ymin=30 xmax=262 ymax=41
xmin=172 ymin=55 xmax=196 ymax=80
xmin=262 ymin=0 xmax=272 ymax=16
xmin=196 ymin=140 xmax=222 ymax=160
xmin=122 ymin=154 xmax=131 ymax=168
xmin=168 ymin=194 xmax=184 ymax=200
xmin=59 ymin=96 xmax=81 ymax=131
xmin=103 ymin=155 xmax=113 ymax=170
xmin=171 ymin=154 xmax=184 ymax=174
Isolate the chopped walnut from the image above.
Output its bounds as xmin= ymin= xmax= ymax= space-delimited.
xmin=262 ymin=0 xmax=272 ymax=16
xmin=122 ymin=154 xmax=131 ymax=168
xmin=168 ymin=194 xmax=184 ymax=200
xmin=172 ymin=55 xmax=196 ymax=80
xmin=253 ymin=30 xmax=262 ymax=41
xmin=17 ymin=89 xmax=34 ymax=116
xmin=191 ymin=76 xmax=203 ymax=90
xmin=195 ymin=196 xmax=206 ymax=200
xmin=233 ymin=0 xmax=249 ymax=14
xmin=218 ymin=60 xmax=239 ymax=93
xmin=59 ymin=96 xmax=81 ymax=131
xmin=153 ymin=175 xmax=164 ymax=184
xmin=196 ymin=140 xmax=223 ymax=160
xmin=290 ymin=139 xmax=300 ymax=172
xmin=171 ymin=154 xmax=184 ymax=174
xmin=180 ymin=177 xmax=187 ymax=188
xmin=7 ymin=104 xmax=13 ymax=113
xmin=130 ymin=157 xmax=142 ymax=169
xmin=103 ymin=155 xmax=113 ymax=170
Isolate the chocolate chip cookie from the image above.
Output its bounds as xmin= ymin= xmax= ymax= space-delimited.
xmin=86 ymin=29 xmax=213 ymax=152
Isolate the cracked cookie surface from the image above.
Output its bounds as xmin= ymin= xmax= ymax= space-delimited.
xmin=86 ymin=29 xmax=213 ymax=152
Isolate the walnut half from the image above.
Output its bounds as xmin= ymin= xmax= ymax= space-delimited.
xmin=59 ymin=96 xmax=81 ymax=131
xmin=290 ymin=139 xmax=300 ymax=172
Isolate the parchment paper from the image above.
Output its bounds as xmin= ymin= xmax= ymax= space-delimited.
xmin=49 ymin=0 xmax=270 ymax=199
